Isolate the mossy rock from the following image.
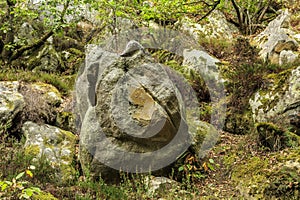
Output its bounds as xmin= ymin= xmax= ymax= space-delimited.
xmin=189 ymin=120 xmax=219 ymax=158
xmin=23 ymin=122 xmax=77 ymax=185
xmin=224 ymin=109 xmax=254 ymax=135
xmin=30 ymin=82 xmax=63 ymax=106
xmin=249 ymin=66 xmax=300 ymax=132
xmin=256 ymin=122 xmax=300 ymax=150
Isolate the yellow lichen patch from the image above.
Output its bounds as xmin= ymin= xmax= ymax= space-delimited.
xmin=24 ymin=145 xmax=41 ymax=156
xmin=32 ymin=191 xmax=58 ymax=200
xmin=129 ymin=87 xmax=155 ymax=121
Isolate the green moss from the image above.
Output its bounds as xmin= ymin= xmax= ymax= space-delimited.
xmin=60 ymin=129 xmax=76 ymax=143
xmin=256 ymin=122 xmax=300 ymax=150
xmin=56 ymin=112 xmax=75 ymax=132
xmin=276 ymin=147 xmax=300 ymax=162
xmin=231 ymin=156 xmax=269 ymax=181
xmin=60 ymin=163 xmax=76 ymax=185
xmin=32 ymin=191 xmax=58 ymax=200
xmin=224 ymin=140 xmax=300 ymax=199
xmin=0 ymin=69 xmax=74 ymax=95
xmin=25 ymin=145 xmax=41 ymax=156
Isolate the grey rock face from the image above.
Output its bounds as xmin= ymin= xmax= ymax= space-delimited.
xmin=28 ymin=82 xmax=63 ymax=106
xmin=180 ymin=10 xmax=239 ymax=41
xmin=76 ymin=42 xmax=198 ymax=180
xmin=279 ymin=50 xmax=298 ymax=65
xmin=182 ymin=49 xmax=223 ymax=83
xmin=144 ymin=176 xmax=179 ymax=197
xmin=0 ymin=81 xmax=25 ymax=133
xmin=120 ymin=40 xmax=146 ymax=57
xmin=252 ymin=10 xmax=299 ymax=65
xmin=249 ymin=66 xmax=300 ymax=134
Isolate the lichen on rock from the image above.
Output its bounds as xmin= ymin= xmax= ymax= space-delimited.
xmin=250 ymin=66 xmax=300 ymax=135
xmin=22 ymin=121 xmax=76 ymax=185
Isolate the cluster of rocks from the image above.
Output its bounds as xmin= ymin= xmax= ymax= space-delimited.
xmin=0 ymin=81 xmax=76 ymax=184
xmin=1 ymin=8 xmax=299 ymax=197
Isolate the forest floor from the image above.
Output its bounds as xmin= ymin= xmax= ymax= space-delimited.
xmin=196 ymin=131 xmax=244 ymax=199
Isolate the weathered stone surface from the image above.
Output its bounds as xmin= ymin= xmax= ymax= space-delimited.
xmin=249 ymin=66 xmax=300 ymax=135
xmin=0 ymin=81 xmax=25 ymax=132
xmin=77 ymin=43 xmax=189 ymax=180
xmin=76 ymin=42 xmax=213 ymax=180
xmin=252 ymin=10 xmax=299 ymax=65
xmin=144 ymin=176 xmax=179 ymax=197
xmin=180 ymin=10 xmax=239 ymax=41
xmin=189 ymin=120 xmax=219 ymax=158
xmin=182 ymin=48 xmax=226 ymax=134
xmin=279 ymin=50 xmax=298 ymax=65
xmin=22 ymin=121 xmax=76 ymax=184
xmin=182 ymin=49 xmax=222 ymax=82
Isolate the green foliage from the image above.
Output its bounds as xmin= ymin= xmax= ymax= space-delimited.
xmin=0 ymin=69 xmax=74 ymax=94
xmin=76 ymin=178 xmax=127 ymax=200
xmin=222 ymin=37 xmax=293 ymax=113
xmin=0 ymin=166 xmax=42 ymax=199
xmin=0 ymin=0 xmax=84 ymax=62
xmin=224 ymin=139 xmax=300 ymax=199
xmin=176 ymin=153 xmax=209 ymax=184
xmin=93 ymin=0 xmax=221 ymax=29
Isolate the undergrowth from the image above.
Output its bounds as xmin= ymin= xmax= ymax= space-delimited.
xmin=0 ymin=69 xmax=75 ymax=95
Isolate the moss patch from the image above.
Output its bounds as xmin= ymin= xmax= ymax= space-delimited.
xmin=0 ymin=69 xmax=75 ymax=95
xmin=32 ymin=191 xmax=58 ymax=200
xmin=256 ymin=122 xmax=300 ymax=150
xmin=223 ymin=135 xmax=300 ymax=199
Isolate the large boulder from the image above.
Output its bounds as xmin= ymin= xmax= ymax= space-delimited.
xmin=0 ymin=81 xmax=25 ymax=133
xmin=249 ymin=66 xmax=300 ymax=136
xmin=182 ymin=49 xmax=222 ymax=81
xmin=22 ymin=121 xmax=76 ymax=185
xmin=252 ymin=10 xmax=299 ymax=65
xmin=76 ymin=41 xmax=215 ymax=181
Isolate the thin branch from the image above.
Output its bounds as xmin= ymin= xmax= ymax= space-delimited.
xmin=183 ymin=0 xmax=215 ymax=7
xmin=60 ymin=0 xmax=71 ymax=23
xmin=256 ymin=0 xmax=271 ymax=23
xmin=230 ymin=0 xmax=242 ymax=28
xmin=196 ymin=0 xmax=221 ymax=22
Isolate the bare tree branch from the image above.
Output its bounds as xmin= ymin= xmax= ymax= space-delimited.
xmin=230 ymin=0 xmax=243 ymax=29
xmin=196 ymin=0 xmax=221 ymax=22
